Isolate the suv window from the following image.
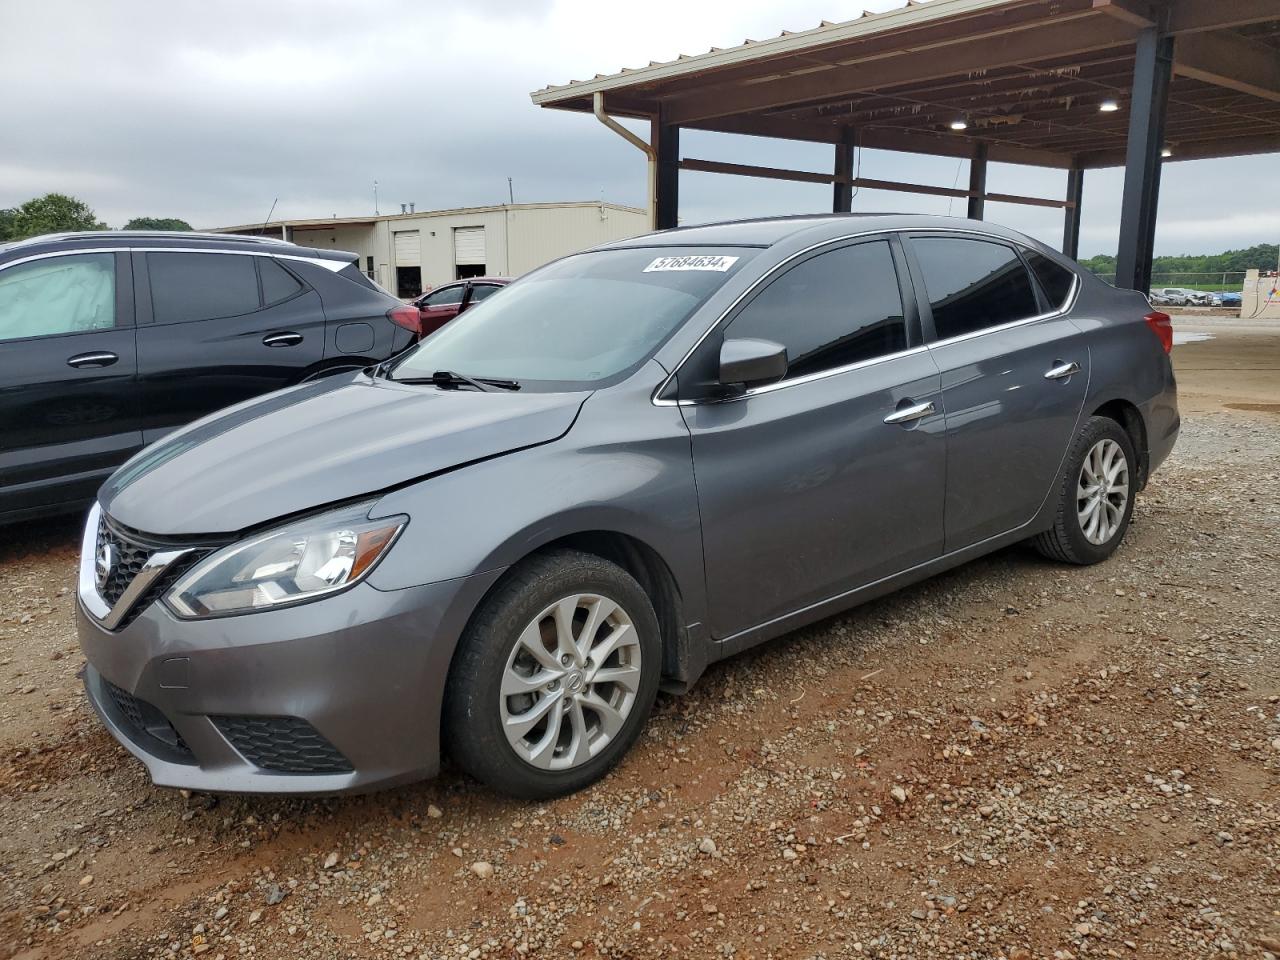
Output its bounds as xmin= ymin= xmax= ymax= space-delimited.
xmin=424 ymin=284 xmax=465 ymax=306
xmin=1023 ymin=249 xmax=1076 ymax=311
xmin=727 ymin=240 xmax=907 ymax=380
xmin=913 ymin=237 xmax=1039 ymax=340
xmin=0 ymin=253 xmax=115 ymax=343
xmin=259 ymin=257 xmax=304 ymax=305
xmin=148 ymin=252 xmax=260 ymax=324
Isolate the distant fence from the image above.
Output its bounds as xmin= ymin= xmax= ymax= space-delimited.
xmin=1090 ymin=271 xmax=1250 ymax=292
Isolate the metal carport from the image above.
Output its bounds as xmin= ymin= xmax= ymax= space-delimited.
xmin=531 ymin=0 xmax=1280 ymax=292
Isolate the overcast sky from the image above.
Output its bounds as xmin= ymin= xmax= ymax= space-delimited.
xmin=1 ymin=0 xmax=1274 ymax=258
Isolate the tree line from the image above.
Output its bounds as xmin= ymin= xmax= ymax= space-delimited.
xmin=0 ymin=193 xmax=191 ymax=242
xmin=1080 ymin=244 xmax=1279 ymax=285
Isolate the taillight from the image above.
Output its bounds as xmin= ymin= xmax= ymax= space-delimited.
xmin=387 ymin=305 xmax=421 ymax=336
xmin=1144 ymin=311 xmax=1173 ymax=353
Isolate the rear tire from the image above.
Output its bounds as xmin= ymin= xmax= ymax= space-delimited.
xmin=1033 ymin=416 xmax=1136 ymax=565
xmin=443 ymin=549 xmax=661 ymax=799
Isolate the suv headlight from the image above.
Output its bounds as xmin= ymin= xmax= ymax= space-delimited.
xmin=165 ymin=503 xmax=406 ymax=619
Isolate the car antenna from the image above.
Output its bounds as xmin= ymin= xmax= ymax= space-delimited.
xmin=259 ymin=198 xmax=278 ymax=237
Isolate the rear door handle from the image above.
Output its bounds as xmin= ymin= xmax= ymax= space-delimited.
xmin=263 ymin=331 xmax=303 ymax=347
xmin=1044 ymin=360 xmax=1081 ymax=380
xmin=884 ymin=400 xmax=936 ymax=425
xmin=66 ymin=351 xmax=119 ymax=369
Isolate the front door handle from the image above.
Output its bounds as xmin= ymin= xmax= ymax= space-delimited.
xmin=1044 ymin=360 xmax=1081 ymax=381
xmin=884 ymin=399 xmax=936 ymax=425
xmin=66 ymin=351 xmax=119 ymax=369
xmin=263 ymin=331 xmax=303 ymax=348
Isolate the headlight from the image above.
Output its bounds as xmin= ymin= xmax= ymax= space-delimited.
xmin=165 ymin=503 xmax=406 ymax=619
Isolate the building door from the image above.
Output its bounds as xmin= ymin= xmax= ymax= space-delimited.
xmin=393 ymin=230 xmax=422 ymax=298
xmin=453 ymin=226 xmax=486 ymax=279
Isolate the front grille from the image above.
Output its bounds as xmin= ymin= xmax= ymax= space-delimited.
xmin=102 ymin=679 xmax=195 ymax=763
xmin=212 ymin=716 xmax=353 ymax=774
xmin=94 ymin=515 xmax=208 ymax=630
xmin=96 ymin=519 xmax=151 ymax=608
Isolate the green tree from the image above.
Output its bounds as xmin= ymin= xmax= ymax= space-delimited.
xmin=0 ymin=207 xmax=16 ymax=242
xmin=123 ymin=216 xmax=192 ymax=231
xmin=5 ymin=193 xmax=105 ymax=240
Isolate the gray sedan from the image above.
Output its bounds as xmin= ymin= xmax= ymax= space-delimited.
xmin=76 ymin=214 xmax=1179 ymax=798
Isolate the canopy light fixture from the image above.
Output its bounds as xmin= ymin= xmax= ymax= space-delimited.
xmin=949 ymin=119 xmax=969 ymax=131
xmin=1099 ymin=100 xmax=1120 ymax=113
xmin=1161 ymin=147 xmax=1173 ymax=158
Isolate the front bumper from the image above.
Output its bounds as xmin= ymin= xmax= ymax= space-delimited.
xmin=77 ymin=571 xmax=502 ymax=794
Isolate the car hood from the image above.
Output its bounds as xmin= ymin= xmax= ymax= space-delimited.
xmin=100 ymin=376 xmax=587 ymax=536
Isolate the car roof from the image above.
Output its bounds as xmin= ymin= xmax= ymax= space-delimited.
xmin=0 ymin=231 xmax=353 ymax=263
xmin=601 ymin=213 xmax=1043 ymax=251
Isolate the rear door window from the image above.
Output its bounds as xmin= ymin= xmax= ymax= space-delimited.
xmin=468 ymin=283 xmax=502 ymax=303
xmin=147 ymin=252 xmax=260 ymax=324
xmin=727 ymin=239 xmax=908 ymax=381
xmin=911 ymin=237 xmax=1040 ymax=340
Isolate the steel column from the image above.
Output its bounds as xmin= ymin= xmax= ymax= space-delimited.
xmin=655 ymin=113 xmax=680 ymax=230
xmin=966 ymin=142 xmax=988 ymax=220
xmin=1062 ymin=167 xmax=1084 ymax=260
xmin=833 ymin=128 xmax=856 ymax=213
xmin=1115 ymin=26 xmax=1174 ymax=291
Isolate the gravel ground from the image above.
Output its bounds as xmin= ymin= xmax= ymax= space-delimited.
xmin=1 ymin=325 xmax=1277 ymax=960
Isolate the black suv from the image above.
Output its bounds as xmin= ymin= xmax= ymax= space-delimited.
xmin=0 ymin=231 xmax=417 ymax=524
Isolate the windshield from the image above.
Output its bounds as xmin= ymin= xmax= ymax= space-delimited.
xmin=390 ymin=246 xmax=757 ymax=388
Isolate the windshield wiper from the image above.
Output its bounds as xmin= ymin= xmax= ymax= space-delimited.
xmin=395 ymin=370 xmax=521 ymax=392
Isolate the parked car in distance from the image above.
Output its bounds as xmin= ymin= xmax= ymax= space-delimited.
xmin=411 ymin=276 xmax=511 ymax=337
xmin=1151 ymin=287 xmax=1190 ymax=306
xmin=1219 ymin=291 xmax=1242 ymax=306
xmin=76 ymin=214 xmax=1179 ymax=799
xmin=1148 ymin=291 xmax=1176 ymax=307
xmin=0 ymin=231 xmax=417 ymax=524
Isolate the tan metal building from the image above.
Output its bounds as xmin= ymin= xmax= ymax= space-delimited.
xmin=210 ymin=201 xmax=648 ymax=298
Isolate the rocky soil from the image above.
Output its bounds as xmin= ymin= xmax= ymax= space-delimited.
xmin=1 ymin=326 xmax=1277 ymax=960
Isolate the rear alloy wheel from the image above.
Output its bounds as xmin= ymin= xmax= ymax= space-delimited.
xmin=1033 ymin=416 xmax=1137 ymax=565
xmin=1076 ymin=438 xmax=1129 ymax=546
xmin=444 ymin=550 xmax=661 ymax=798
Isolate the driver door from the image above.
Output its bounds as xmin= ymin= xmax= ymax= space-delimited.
xmin=680 ymin=237 xmax=946 ymax=641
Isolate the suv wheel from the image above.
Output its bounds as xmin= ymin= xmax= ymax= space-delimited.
xmin=443 ymin=550 xmax=661 ymax=799
xmin=1033 ymin=416 xmax=1136 ymax=565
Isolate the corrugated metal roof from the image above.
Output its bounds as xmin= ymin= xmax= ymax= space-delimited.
xmin=531 ymin=0 xmax=1008 ymax=104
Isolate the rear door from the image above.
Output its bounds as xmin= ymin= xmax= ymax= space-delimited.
xmin=682 ymin=237 xmax=946 ymax=640
xmin=905 ymin=234 xmax=1089 ymax=552
xmin=134 ymin=251 xmax=325 ymax=443
xmin=0 ymin=251 xmax=141 ymax=517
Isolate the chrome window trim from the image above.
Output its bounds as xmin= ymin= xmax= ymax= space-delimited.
xmin=0 ymin=247 xmax=348 ymax=273
xmin=651 ymin=226 xmax=1080 ymax=408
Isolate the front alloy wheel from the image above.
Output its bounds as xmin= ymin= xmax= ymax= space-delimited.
xmin=444 ymin=550 xmax=661 ymax=798
xmin=501 ymin=594 xmax=642 ymax=770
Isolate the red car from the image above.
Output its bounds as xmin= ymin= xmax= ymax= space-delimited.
xmin=411 ymin=277 xmax=511 ymax=337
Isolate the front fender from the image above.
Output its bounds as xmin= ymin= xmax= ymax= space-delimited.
xmin=366 ymin=368 xmax=707 ymax=628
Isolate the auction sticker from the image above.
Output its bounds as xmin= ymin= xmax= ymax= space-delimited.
xmin=643 ymin=255 xmax=739 ymax=273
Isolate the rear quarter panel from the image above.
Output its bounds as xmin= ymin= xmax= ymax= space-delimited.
xmin=291 ymin=260 xmax=407 ymax=362
xmin=1067 ymin=279 xmax=1179 ymax=476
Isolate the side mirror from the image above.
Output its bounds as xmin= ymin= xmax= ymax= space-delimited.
xmin=718 ymin=337 xmax=788 ymax=388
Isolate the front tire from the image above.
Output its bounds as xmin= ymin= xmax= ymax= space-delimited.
xmin=443 ymin=550 xmax=662 ymax=799
xmin=1033 ymin=416 xmax=1137 ymax=565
